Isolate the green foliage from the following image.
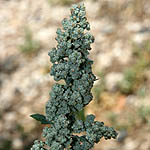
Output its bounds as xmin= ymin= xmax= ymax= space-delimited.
xmin=19 ymin=27 xmax=41 ymax=55
xmin=31 ymin=3 xmax=117 ymax=150
xmin=0 ymin=139 xmax=12 ymax=150
xmin=107 ymin=101 xmax=150 ymax=132
xmin=30 ymin=114 xmax=51 ymax=124
xmin=119 ymin=68 xmax=137 ymax=94
xmin=75 ymin=108 xmax=85 ymax=121
xmin=118 ymin=40 xmax=150 ymax=95
xmin=138 ymin=106 xmax=150 ymax=124
xmin=137 ymin=86 xmax=147 ymax=97
xmin=48 ymin=0 xmax=76 ymax=6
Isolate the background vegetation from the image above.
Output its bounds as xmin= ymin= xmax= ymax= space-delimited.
xmin=0 ymin=0 xmax=150 ymax=150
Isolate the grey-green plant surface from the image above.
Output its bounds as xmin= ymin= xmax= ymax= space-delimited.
xmin=31 ymin=3 xmax=117 ymax=150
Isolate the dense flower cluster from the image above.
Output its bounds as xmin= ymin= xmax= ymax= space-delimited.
xmin=31 ymin=3 xmax=117 ymax=150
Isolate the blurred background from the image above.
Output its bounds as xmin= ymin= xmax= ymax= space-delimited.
xmin=0 ymin=0 xmax=150 ymax=149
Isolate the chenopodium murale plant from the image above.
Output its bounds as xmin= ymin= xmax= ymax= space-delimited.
xmin=31 ymin=3 xmax=118 ymax=150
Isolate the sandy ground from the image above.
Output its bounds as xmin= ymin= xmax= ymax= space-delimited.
xmin=0 ymin=0 xmax=150 ymax=149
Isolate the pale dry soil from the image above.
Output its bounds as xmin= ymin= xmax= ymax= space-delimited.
xmin=0 ymin=0 xmax=150 ymax=150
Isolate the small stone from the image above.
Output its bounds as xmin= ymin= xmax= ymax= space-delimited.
xmin=132 ymin=33 xmax=148 ymax=43
xmin=112 ymin=41 xmax=131 ymax=65
xmin=12 ymin=138 xmax=23 ymax=149
xmin=126 ymin=95 xmax=137 ymax=105
xmin=36 ymin=28 xmax=56 ymax=44
xmin=96 ymin=52 xmax=113 ymax=69
xmin=105 ymin=72 xmax=123 ymax=92
xmin=4 ymin=112 xmax=17 ymax=122
xmin=18 ymin=106 xmax=31 ymax=115
xmin=125 ymin=22 xmax=141 ymax=32
xmin=124 ymin=138 xmax=138 ymax=150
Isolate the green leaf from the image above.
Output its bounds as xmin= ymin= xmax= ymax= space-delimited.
xmin=75 ymin=109 xmax=85 ymax=121
xmin=30 ymin=114 xmax=51 ymax=124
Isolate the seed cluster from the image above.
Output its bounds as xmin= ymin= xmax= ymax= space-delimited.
xmin=31 ymin=3 xmax=117 ymax=150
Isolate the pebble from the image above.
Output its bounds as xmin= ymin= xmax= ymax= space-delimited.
xmin=105 ymin=72 xmax=123 ymax=92
xmin=124 ymin=138 xmax=138 ymax=150
xmin=96 ymin=52 xmax=113 ymax=69
xmin=125 ymin=22 xmax=141 ymax=32
xmin=12 ymin=138 xmax=23 ymax=149
xmin=4 ymin=112 xmax=17 ymax=122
